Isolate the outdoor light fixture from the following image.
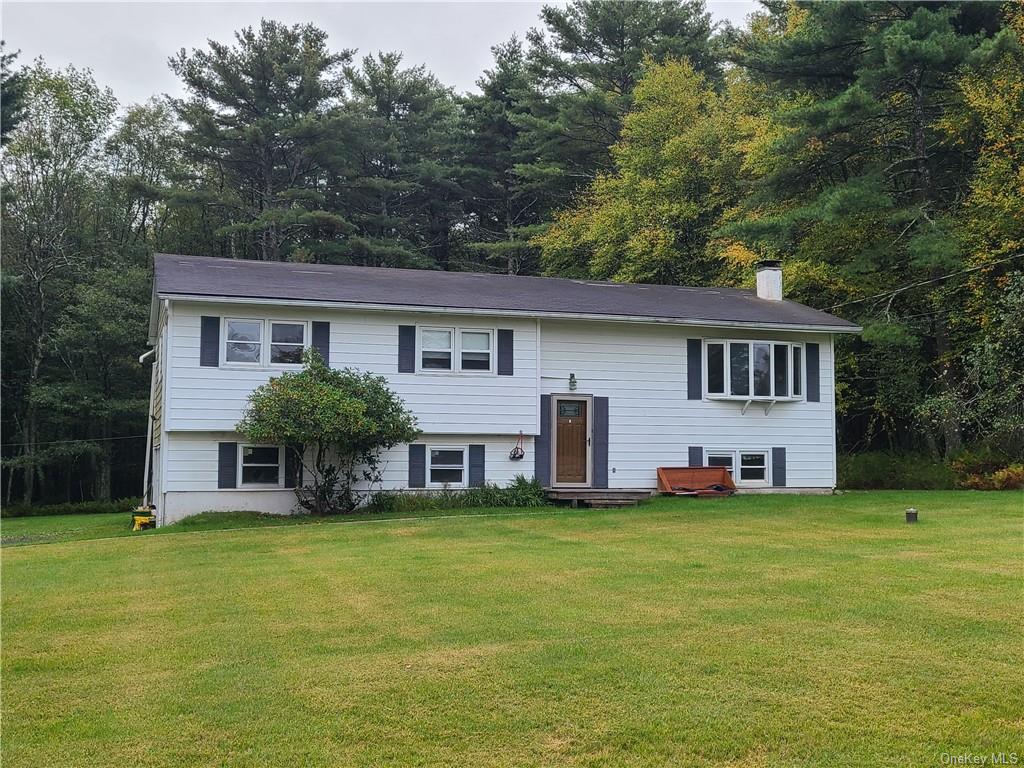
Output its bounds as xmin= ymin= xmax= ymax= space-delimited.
xmin=905 ymin=507 xmax=918 ymax=523
xmin=569 ymin=373 xmax=578 ymax=391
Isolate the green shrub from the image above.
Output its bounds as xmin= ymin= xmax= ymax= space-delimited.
xmin=362 ymin=475 xmax=547 ymax=515
xmin=838 ymin=452 xmax=955 ymax=490
xmin=1 ymin=497 xmax=141 ymax=519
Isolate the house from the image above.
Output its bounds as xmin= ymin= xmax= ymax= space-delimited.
xmin=143 ymin=253 xmax=860 ymax=525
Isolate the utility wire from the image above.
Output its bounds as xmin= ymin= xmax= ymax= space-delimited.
xmin=1 ymin=434 xmax=147 ymax=448
xmin=824 ymin=252 xmax=1024 ymax=311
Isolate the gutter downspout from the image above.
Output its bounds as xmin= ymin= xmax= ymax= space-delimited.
xmin=140 ymin=347 xmax=157 ymax=506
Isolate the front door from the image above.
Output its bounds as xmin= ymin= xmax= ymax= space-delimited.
xmin=555 ymin=398 xmax=589 ymax=485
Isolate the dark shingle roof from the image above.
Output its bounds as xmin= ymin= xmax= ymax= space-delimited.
xmin=153 ymin=253 xmax=860 ymax=332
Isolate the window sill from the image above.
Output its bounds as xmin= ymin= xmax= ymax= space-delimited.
xmin=706 ymin=395 xmax=803 ymax=403
xmin=234 ymin=486 xmax=289 ymax=492
xmin=221 ymin=363 xmax=303 ymax=372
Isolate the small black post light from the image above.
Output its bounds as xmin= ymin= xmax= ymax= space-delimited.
xmin=905 ymin=507 xmax=918 ymax=523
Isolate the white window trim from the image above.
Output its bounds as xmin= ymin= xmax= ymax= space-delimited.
xmin=238 ymin=444 xmax=285 ymax=489
xmin=427 ymin=445 xmax=467 ymax=488
xmin=416 ymin=326 xmax=496 ymax=375
xmin=704 ymin=448 xmax=771 ymax=487
xmin=268 ymin=320 xmax=309 ymax=368
xmin=737 ymin=450 xmax=770 ymax=486
xmin=703 ymin=339 xmax=804 ymax=402
xmin=221 ymin=318 xmax=310 ymax=369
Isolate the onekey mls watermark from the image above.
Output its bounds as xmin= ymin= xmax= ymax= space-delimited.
xmin=940 ymin=753 xmax=1019 ymax=766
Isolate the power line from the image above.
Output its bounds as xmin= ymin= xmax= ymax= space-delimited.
xmin=1 ymin=434 xmax=147 ymax=449
xmin=824 ymin=252 xmax=1024 ymax=311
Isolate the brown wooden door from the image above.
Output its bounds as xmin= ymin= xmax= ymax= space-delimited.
xmin=555 ymin=399 xmax=588 ymax=484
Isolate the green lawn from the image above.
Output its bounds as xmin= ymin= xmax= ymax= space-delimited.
xmin=2 ymin=491 xmax=1021 ymax=767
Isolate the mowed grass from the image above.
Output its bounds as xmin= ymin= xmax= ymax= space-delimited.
xmin=2 ymin=492 xmax=1021 ymax=767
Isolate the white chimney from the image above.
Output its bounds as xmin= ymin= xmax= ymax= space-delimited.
xmin=756 ymin=259 xmax=783 ymax=301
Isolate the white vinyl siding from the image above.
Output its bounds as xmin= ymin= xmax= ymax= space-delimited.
xmin=166 ymin=302 xmax=538 ymax=435
xmin=540 ymin=320 xmax=836 ymax=489
xmin=161 ymin=432 xmax=532 ymax=520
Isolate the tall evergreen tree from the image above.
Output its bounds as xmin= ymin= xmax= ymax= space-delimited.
xmin=1 ymin=43 xmax=27 ymax=144
xmin=729 ymin=1 xmax=1009 ymax=456
xmin=517 ymin=0 xmax=720 ymax=211
xmin=170 ymin=20 xmax=354 ymax=261
xmin=333 ymin=52 xmax=462 ymax=269
xmin=459 ymin=38 xmax=542 ymax=275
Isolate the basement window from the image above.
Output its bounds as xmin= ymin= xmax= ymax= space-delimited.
xmin=429 ymin=447 xmax=466 ymax=487
xmin=240 ymin=445 xmax=282 ymax=487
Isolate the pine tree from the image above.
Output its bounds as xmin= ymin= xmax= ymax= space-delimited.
xmin=332 ymin=52 xmax=462 ymax=269
xmin=458 ymin=38 xmax=542 ymax=275
xmin=729 ymin=1 xmax=1008 ymax=455
xmin=516 ymin=0 xmax=720 ymax=212
xmin=169 ymin=20 xmax=354 ymax=261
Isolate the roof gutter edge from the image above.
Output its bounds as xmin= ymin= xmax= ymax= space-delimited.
xmin=156 ymin=292 xmax=862 ymax=334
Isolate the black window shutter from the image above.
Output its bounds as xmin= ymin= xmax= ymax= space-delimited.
xmin=285 ymin=446 xmax=303 ymax=489
xmin=688 ymin=446 xmax=704 ymax=467
xmin=687 ymin=339 xmax=702 ymax=399
xmin=218 ymin=442 xmax=237 ymax=488
xmin=535 ymin=395 xmax=551 ymax=487
xmin=593 ymin=396 xmax=609 ymax=488
xmin=468 ymin=445 xmax=486 ymax=487
xmin=398 ymin=325 xmax=416 ymax=373
xmin=772 ymin=447 xmax=787 ymax=487
xmin=806 ymin=343 xmax=821 ymax=402
xmin=200 ymin=316 xmax=220 ymax=367
xmin=311 ymin=322 xmax=330 ymax=365
xmin=497 ymin=329 xmax=514 ymax=375
xmin=408 ymin=444 xmax=426 ymax=488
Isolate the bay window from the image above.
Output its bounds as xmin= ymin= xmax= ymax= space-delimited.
xmin=706 ymin=340 xmax=804 ymax=400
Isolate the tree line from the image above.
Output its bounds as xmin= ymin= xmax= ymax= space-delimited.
xmin=2 ymin=1 xmax=1022 ymax=504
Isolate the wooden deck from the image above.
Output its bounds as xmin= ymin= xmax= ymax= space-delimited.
xmin=544 ymin=488 xmax=654 ymax=508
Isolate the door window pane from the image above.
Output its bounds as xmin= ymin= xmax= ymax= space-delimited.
xmin=729 ymin=343 xmax=749 ymax=396
xmin=773 ymin=344 xmax=789 ymax=397
xmin=753 ymin=343 xmax=771 ymax=397
xmin=558 ymin=402 xmax=582 ymax=418
xmin=707 ymin=343 xmax=725 ymax=394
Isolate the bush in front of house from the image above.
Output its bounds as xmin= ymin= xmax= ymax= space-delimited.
xmin=838 ymin=452 xmax=956 ymax=490
xmin=951 ymin=446 xmax=1024 ymax=489
xmin=237 ymin=349 xmax=420 ymax=515
xmin=1 ymin=497 xmax=141 ymax=518
xmin=363 ymin=475 xmax=547 ymax=515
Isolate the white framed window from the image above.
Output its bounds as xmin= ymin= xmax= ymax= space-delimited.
xmin=705 ymin=340 xmax=804 ymax=401
xmin=460 ymin=329 xmax=493 ymax=372
xmin=706 ymin=452 xmax=735 ymax=477
xmin=739 ymin=451 xmax=768 ymax=484
xmin=704 ymin=449 xmax=770 ymax=486
xmin=418 ymin=326 xmax=496 ymax=374
xmin=223 ymin=319 xmax=308 ymax=367
xmin=239 ymin=445 xmax=283 ymax=487
xmin=428 ymin=446 xmax=466 ymax=487
xmin=420 ymin=328 xmax=454 ymax=370
xmin=224 ymin=319 xmax=264 ymax=365
xmin=269 ymin=321 xmax=307 ymax=365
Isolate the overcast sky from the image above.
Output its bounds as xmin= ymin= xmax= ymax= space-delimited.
xmin=2 ymin=1 xmax=759 ymax=106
